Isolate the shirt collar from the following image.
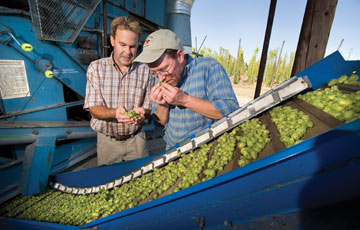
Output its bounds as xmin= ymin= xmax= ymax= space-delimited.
xmin=178 ymin=54 xmax=191 ymax=87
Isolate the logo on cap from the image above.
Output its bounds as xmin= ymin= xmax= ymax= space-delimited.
xmin=144 ymin=37 xmax=152 ymax=47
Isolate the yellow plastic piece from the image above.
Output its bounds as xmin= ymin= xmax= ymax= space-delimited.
xmin=21 ymin=43 xmax=33 ymax=52
xmin=45 ymin=70 xmax=54 ymax=78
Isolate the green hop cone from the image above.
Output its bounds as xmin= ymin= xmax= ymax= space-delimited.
xmin=123 ymin=110 xmax=140 ymax=119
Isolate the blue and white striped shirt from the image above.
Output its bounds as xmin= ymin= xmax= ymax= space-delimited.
xmin=164 ymin=56 xmax=239 ymax=147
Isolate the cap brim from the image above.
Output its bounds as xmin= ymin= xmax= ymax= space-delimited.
xmin=133 ymin=49 xmax=166 ymax=64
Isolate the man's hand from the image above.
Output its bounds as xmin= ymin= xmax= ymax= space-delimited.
xmin=131 ymin=107 xmax=146 ymax=125
xmin=152 ymin=82 xmax=223 ymax=120
xmin=160 ymin=82 xmax=188 ymax=106
xmin=115 ymin=106 xmax=145 ymax=126
xmin=150 ymin=83 xmax=167 ymax=105
xmin=115 ymin=106 xmax=134 ymax=124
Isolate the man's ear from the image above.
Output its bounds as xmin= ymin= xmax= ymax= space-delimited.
xmin=110 ymin=35 xmax=115 ymax=47
xmin=177 ymin=50 xmax=185 ymax=63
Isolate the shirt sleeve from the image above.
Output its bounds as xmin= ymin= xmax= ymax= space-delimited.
xmin=206 ymin=59 xmax=240 ymax=117
xmin=83 ymin=62 xmax=104 ymax=110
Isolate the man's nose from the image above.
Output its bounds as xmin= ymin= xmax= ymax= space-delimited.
xmin=158 ymin=75 xmax=166 ymax=82
xmin=125 ymin=46 xmax=131 ymax=54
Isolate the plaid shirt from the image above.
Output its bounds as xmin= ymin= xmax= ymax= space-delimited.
xmin=84 ymin=54 xmax=155 ymax=138
xmin=164 ymin=56 xmax=239 ymax=147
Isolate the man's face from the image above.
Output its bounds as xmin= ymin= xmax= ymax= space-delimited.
xmin=149 ymin=53 xmax=181 ymax=86
xmin=110 ymin=29 xmax=139 ymax=67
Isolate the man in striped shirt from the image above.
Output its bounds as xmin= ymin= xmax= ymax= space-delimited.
xmin=84 ymin=16 xmax=155 ymax=165
xmin=134 ymin=29 xmax=239 ymax=149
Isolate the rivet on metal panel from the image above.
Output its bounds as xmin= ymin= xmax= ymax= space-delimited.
xmin=247 ymin=105 xmax=256 ymax=116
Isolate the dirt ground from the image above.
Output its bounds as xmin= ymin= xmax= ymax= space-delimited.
xmin=230 ymin=75 xmax=271 ymax=106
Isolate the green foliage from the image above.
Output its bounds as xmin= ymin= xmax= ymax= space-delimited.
xmin=247 ymin=48 xmax=259 ymax=84
xmin=275 ymin=53 xmax=287 ymax=84
xmin=284 ymin=52 xmax=295 ymax=80
xmin=193 ymin=46 xmax=295 ymax=87
xmin=264 ymin=49 xmax=277 ymax=87
xmin=233 ymin=45 xmax=246 ymax=84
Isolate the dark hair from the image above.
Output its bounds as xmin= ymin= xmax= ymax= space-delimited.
xmin=165 ymin=49 xmax=178 ymax=59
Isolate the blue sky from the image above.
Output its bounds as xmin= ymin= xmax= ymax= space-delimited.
xmin=190 ymin=0 xmax=360 ymax=63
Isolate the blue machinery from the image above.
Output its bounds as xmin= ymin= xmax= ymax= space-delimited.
xmin=1 ymin=1 xmax=360 ymax=229
xmin=0 ymin=0 xmax=194 ymax=219
xmin=0 ymin=0 xmax=193 ymax=199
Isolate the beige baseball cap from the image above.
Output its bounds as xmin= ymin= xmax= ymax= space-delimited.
xmin=133 ymin=29 xmax=183 ymax=64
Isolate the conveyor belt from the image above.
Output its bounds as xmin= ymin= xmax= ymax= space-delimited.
xmin=50 ymin=76 xmax=312 ymax=195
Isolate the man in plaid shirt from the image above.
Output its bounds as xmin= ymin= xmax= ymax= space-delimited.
xmin=84 ymin=17 xmax=155 ymax=165
xmin=134 ymin=29 xmax=239 ymax=149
